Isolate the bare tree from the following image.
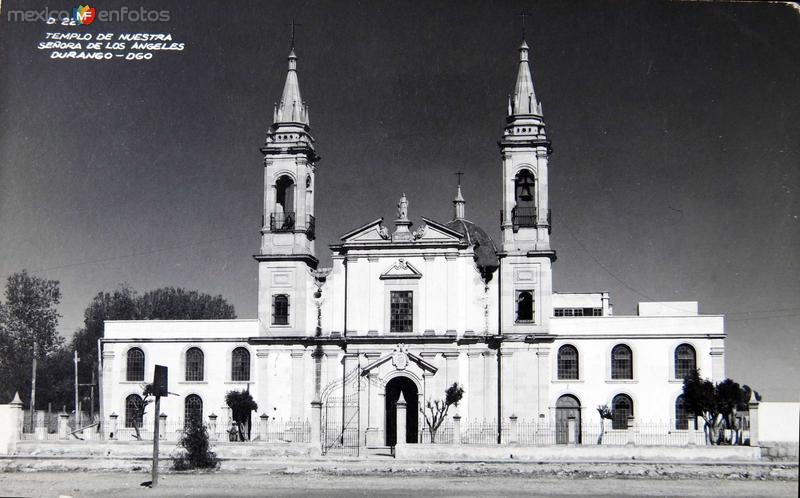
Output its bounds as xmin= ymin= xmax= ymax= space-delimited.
xmin=420 ymin=383 xmax=464 ymax=443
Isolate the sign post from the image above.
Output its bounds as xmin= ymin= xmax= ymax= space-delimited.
xmin=151 ymin=365 xmax=169 ymax=488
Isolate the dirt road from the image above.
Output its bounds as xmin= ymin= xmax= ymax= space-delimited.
xmin=0 ymin=471 xmax=797 ymax=498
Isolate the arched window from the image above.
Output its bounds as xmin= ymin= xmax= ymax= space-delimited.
xmin=674 ymin=344 xmax=696 ymax=380
xmin=516 ymin=291 xmax=534 ymax=322
xmin=557 ymin=345 xmax=579 ymax=380
xmin=185 ymin=347 xmax=204 ymax=381
xmin=231 ymin=347 xmax=251 ymax=381
xmin=125 ymin=394 xmax=144 ymax=428
xmin=612 ymin=394 xmax=633 ymax=430
xmin=184 ymin=395 xmax=203 ymax=425
xmin=675 ymin=394 xmax=691 ymax=430
xmin=126 ymin=348 xmax=145 ymax=382
xmin=272 ymin=294 xmax=289 ymax=325
xmin=611 ymin=344 xmax=633 ymax=380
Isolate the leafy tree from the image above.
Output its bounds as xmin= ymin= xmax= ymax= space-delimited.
xmin=137 ymin=287 xmax=236 ymax=320
xmin=71 ymin=285 xmax=236 ymax=409
xmin=172 ymin=418 xmax=219 ymax=470
xmin=682 ymin=369 xmax=753 ymax=445
xmin=70 ymin=286 xmax=139 ymax=401
xmin=420 ymin=383 xmax=464 ymax=443
xmin=596 ymin=404 xmax=613 ymax=444
xmin=0 ymin=270 xmax=63 ymax=405
xmin=225 ymin=389 xmax=258 ymax=441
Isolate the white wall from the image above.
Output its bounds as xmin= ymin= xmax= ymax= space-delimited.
xmin=758 ymin=402 xmax=800 ymax=443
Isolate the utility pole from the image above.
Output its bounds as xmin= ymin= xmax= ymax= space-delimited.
xmin=73 ymin=351 xmax=80 ymax=427
xmin=30 ymin=342 xmax=38 ymax=432
xmin=78 ymin=371 xmax=97 ymax=421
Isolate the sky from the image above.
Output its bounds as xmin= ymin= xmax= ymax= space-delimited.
xmin=0 ymin=0 xmax=798 ymax=401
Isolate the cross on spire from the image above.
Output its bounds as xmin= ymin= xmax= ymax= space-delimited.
xmin=287 ymin=18 xmax=303 ymax=48
xmin=519 ymin=11 xmax=530 ymax=40
xmin=456 ymin=171 xmax=463 ymax=186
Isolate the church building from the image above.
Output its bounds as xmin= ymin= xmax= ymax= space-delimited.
xmin=100 ymin=39 xmax=726 ymax=449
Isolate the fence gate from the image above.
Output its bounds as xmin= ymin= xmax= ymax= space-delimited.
xmin=321 ymin=366 xmax=360 ymax=456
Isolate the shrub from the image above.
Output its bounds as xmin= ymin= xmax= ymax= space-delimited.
xmin=172 ymin=418 xmax=219 ymax=470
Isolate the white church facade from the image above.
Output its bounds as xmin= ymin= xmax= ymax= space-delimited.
xmin=100 ymin=40 xmax=725 ymax=448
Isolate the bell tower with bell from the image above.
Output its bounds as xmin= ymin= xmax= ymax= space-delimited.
xmin=254 ymin=28 xmax=319 ymax=337
xmin=498 ymin=30 xmax=556 ymax=335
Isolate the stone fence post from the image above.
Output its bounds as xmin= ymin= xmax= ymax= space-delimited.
xmin=35 ymin=411 xmax=46 ymax=440
xmin=259 ymin=413 xmax=270 ymax=442
xmin=453 ymin=413 xmax=461 ymax=444
xmin=626 ymin=416 xmax=636 ymax=446
xmin=108 ymin=413 xmax=118 ymax=440
xmin=208 ymin=413 xmax=218 ymax=441
xmin=396 ymin=393 xmax=407 ymax=450
xmin=748 ymin=401 xmax=759 ymax=447
xmin=58 ymin=413 xmax=70 ymax=440
xmin=11 ymin=393 xmax=24 ymax=441
xmin=509 ymin=415 xmax=518 ymax=445
xmin=310 ymin=402 xmax=321 ymax=452
xmin=452 ymin=414 xmax=462 ymax=445
xmin=159 ymin=413 xmax=167 ymax=440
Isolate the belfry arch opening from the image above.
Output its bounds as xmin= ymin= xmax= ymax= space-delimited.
xmin=512 ymin=169 xmax=536 ymax=229
xmin=272 ymin=175 xmax=296 ymax=231
xmin=385 ymin=376 xmax=419 ymax=446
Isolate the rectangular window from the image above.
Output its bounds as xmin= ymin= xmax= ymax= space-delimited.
xmin=390 ymin=291 xmax=413 ymax=332
xmin=554 ymin=307 xmax=602 ymax=317
xmin=272 ymin=294 xmax=289 ymax=325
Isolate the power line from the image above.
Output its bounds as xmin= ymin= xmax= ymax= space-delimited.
xmin=560 ymin=221 xmax=655 ymax=301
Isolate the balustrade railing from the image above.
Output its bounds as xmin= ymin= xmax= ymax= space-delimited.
xmin=270 ymin=211 xmax=295 ymax=232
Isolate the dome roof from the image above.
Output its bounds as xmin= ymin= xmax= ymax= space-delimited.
xmin=445 ymin=219 xmax=500 ymax=282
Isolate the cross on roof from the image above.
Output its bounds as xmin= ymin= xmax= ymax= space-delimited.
xmin=519 ymin=11 xmax=530 ymax=40
xmin=287 ymin=19 xmax=303 ymax=48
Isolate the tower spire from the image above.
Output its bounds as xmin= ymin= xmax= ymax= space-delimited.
xmin=274 ymin=39 xmax=308 ymax=124
xmin=453 ymin=172 xmax=466 ymax=220
xmin=511 ymin=40 xmax=539 ymax=116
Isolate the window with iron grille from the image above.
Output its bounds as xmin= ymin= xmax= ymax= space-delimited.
xmin=231 ymin=347 xmax=250 ymax=381
xmin=390 ymin=291 xmax=413 ymax=332
xmin=184 ymin=394 xmax=203 ymax=425
xmin=126 ymin=348 xmax=145 ymax=382
xmin=516 ymin=290 xmax=534 ymax=322
xmin=185 ymin=347 xmax=204 ymax=381
xmin=611 ymin=344 xmax=633 ymax=380
xmin=675 ymin=394 xmax=692 ymax=430
xmin=557 ymin=345 xmax=579 ymax=380
xmin=612 ymin=394 xmax=633 ymax=429
xmin=272 ymin=294 xmax=289 ymax=325
xmin=674 ymin=344 xmax=696 ymax=380
xmin=125 ymin=394 xmax=143 ymax=428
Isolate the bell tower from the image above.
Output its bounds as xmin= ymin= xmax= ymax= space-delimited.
xmin=254 ymin=45 xmax=319 ymax=336
xmin=498 ymin=39 xmax=555 ymax=335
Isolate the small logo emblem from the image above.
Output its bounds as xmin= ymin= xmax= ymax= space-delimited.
xmin=73 ymin=5 xmax=96 ymax=25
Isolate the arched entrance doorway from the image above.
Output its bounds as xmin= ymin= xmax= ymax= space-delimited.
xmin=385 ymin=376 xmax=418 ymax=446
xmin=555 ymin=394 xmax=582 ymax=444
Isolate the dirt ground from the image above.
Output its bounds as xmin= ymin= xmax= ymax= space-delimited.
xmin=0 ymin=471 xmax=797 ymax=497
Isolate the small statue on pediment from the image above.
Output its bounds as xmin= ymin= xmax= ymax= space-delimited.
xmin=397 ymin=193 xmax=409 ymax=221
xmin=378 ymin=223 xmax=390 ymax=240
